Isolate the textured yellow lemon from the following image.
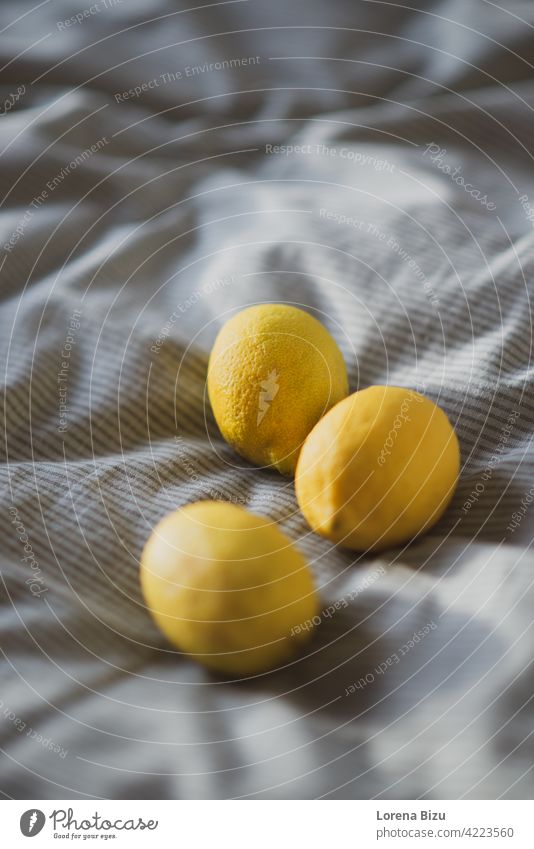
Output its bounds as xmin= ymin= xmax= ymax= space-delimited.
xmin=295 ymin=385 xmax=460 ymax=551
xmin=140 ymin=501 xmax=318 ymax=675
xmin=207 ymin=304 xmax=348 ymax=475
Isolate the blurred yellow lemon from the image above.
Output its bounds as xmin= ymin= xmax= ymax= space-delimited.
xmin=295 ymin=385 xmax=460 ymax=551
xmin=207 ymin=304 xmax=348 ymax=475
xmin=140 ymin=501 xmax=318 ymax=675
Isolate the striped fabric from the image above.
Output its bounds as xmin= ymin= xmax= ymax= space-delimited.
xmin=1 ymin=0 xmax=534 ymax=798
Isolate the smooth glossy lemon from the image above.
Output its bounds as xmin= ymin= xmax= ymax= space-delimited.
xmin=207 ymin=304 xmax=348 ymax=475
xmin=295 ymin=385 xmax=460 ymax=551
xmin=140 ymin=501 xmax=318 ymax=675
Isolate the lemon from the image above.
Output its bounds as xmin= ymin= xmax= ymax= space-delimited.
xmin=207 ymin=304 xmax=348 ymax=475
xmin=295 ymin=385 xmax=460 ymax=551
xmin=140 ymin=501 xmax=318 ymax=675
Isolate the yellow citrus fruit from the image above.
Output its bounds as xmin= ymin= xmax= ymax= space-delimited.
xmin=140 ymin=501 xmax=318 ymax=675
xmin=295 ymin=385 xmax=460 ymax=551
xmin=207 ymin=304 xmax=348 ymax=475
